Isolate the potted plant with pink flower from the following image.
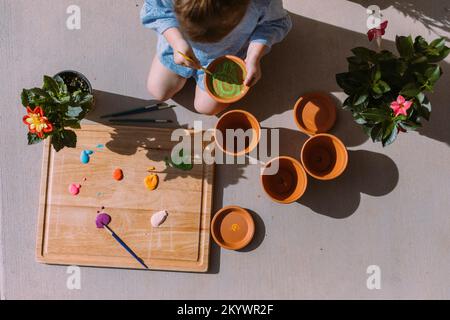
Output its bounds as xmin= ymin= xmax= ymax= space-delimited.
xmin=336 ymin=22 xmax=449 ymax=146
xmin=21 ymin=71 xmax=93 ymax=151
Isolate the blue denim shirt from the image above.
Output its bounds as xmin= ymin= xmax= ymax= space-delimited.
xmin=141 ymin=0 xmax=292 ymax=89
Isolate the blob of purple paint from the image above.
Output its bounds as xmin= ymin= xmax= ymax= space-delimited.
xmin=96 ymin=213 xmax=111 ymax=228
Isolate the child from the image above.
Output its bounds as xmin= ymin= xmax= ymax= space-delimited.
xmin=141 ymin=0 xmax=292 ymax=115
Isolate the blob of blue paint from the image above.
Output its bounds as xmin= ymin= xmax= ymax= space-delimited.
xmin=80 ymin=150 xmax=94 ymax=164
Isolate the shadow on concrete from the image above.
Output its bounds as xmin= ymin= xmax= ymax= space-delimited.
xmin=238 ymin=209 xmax=266 ymax=253
xmin=298 ymin=149 xmax=399 ymax=219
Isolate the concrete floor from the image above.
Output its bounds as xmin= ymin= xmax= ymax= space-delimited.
xmin=1 ymin=0 xmax=450 ymax=299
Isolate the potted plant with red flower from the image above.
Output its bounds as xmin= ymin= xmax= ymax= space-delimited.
xmin=336 ymin=22 xmax=450 ymax=146
xmin=21 ymin=71 xmax=93 ymax=151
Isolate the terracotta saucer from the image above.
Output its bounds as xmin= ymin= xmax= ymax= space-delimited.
xmin=210 ymin=206 xmax=255 ymax=250
xmin=293 ymin=92 xmax=337 ymax=135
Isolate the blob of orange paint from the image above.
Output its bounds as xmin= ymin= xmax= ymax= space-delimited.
xmin=144 ymin=174 xmax=159 ymax=190
xmin=113 ymin=168 xmax=124 ymax=181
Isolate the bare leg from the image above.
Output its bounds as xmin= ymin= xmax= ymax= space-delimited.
xmin=147 ymin=56 xmax=187 ymax=101
xmin=194 ymin=85 xmax=230 ymax=115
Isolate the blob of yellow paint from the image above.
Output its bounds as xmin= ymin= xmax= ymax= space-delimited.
xmin=144 ymin=174 xmax=159 ymax=190
xmin=231 ymin=223 xmax=240 ymax=232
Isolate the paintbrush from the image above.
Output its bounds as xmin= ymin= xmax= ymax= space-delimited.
xmin=100 ymin=103 xmax=175 ymax=119
xmin=103 ymin=224 xmax=148 ymax=269
xmin=177 ymin=51 xmax=214 ymax=76
xmin=109 ymin=119 xmax=173 ymax=124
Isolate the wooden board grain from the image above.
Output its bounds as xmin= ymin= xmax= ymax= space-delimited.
xmin=36 ymin=124 xmax=214 ymax=272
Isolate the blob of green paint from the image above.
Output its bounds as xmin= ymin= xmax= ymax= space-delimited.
xmin=207 ymin=59 xmax=244 ymax=100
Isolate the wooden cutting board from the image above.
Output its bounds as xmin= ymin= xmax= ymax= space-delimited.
xmin=36 ymin=124 xmax=214 ymax=272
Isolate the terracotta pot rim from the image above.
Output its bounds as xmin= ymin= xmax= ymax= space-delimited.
xmin=214 ymin=109 xmax=261 ymax=156
xmin=260 ymin=156 xmax=308 ymax=204
xmin=204 ymin=55 xmax=250 ymax=104
xmin=300 ymin=133 xmax=348 ymax=180
xmin=210 ymin=205 xmax=255 ymax=250
xmin=293 ymin=92 xmax=337 ymax=136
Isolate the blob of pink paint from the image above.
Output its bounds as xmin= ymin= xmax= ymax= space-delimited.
xmin=96 ymin=213 xmax=111 ymax=228
xmin=69 ymin=184 xmax=81 ymax=196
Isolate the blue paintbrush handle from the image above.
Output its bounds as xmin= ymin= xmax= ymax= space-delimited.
xmin=104 ymin=225 xmax=148 ymax=269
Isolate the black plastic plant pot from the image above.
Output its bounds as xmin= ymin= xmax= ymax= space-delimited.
xmin=54 ymin=70 xmax=93 ymax=94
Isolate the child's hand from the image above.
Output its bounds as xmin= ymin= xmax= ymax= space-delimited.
xmin=244 ymin=57 xmax=262 ymax=87
xmin=173 ymin=40 xmax=201 ymax=69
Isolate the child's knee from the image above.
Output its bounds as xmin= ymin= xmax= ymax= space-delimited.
xmin=146 ymin=78 xmax=175 ymax=101
xmin=194 ymin=101 xmax=229 ymax=115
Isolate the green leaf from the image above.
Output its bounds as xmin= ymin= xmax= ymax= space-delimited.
xmin=425 ymin=65 xmax=441 ymax=84
xmin=62 ymin=130 xmax=77 ymax=148
xmin=371 ymin=80 xmax=391 ymax=97
xmin=399 ymin=121 xmax=421 ymax=131
xmin=373 ymin=67 xmax=382 ymax=82
xmin=400 ymin=83 xmax=422 ymax=97
xmin=353 ymin=93 xmax=369 ymax=106
xmin=396 ymin=36 xmax=414 ymax=58
xmin=360 ymin=108 xmax=390 ymax=123
xmin=427 ymin=46 xmax=450 ymax=63
xmin=66 ymin=106 xmax=83 ymax=118
xmin=362 ymin=125 xmax=373 ymax=136
xmin=21 ymin=89 xmax=31 ymax=107
xmin=376 ymin=80 xmax=391 ymax=93
xmin=336 ymin=73 xmax=357 ymax=94
xmin=418 ymin=97 xmax=432 ymax=121
xmin=430 ymin=38 xmax=446 ymax=50
xmin=64 ymin=119 xmax=82 ymax=129
xmin=382 ymin=125 xmax=399 ymax=146
xmin=351 ymin=47 xmax=376 ymax=62
xmin=414 ymin=36 xmax=428 ymax=52
xmin=370 ymin=124 xmax=383 ymax=142
xmin=416 ymin=92 xmax=425 ymax=104
xmin=27 ymin=133 xmax=43 ymax=145
xmin=383 ymin=121 xmax=396 ymax=140
xmin=166 ymin=149 xmax=193 ymax=171
xmin=411 ymin=55 xmax=428 ymax=65
xmin=43 ymin=76 xmax=59 ymax=95
xmin=53 ymin=75 xmax=68 ymax=94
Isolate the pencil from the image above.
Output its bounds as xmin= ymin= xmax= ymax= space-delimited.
xmin=177 ymin=51 xmax=214 ymax=76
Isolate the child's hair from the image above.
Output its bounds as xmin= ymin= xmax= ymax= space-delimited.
xmin=174 ymin=0 xmax=250 ymax=43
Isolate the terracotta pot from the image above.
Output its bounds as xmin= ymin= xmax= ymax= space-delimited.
xmin=301 ymin=134 xmax=348 ymax=180
xmin=293 ymin=92 xmax=337 ymax=135
xmin=210 ymin=206 xmax=255 ymax=250
xmin=214 ymin=109 xmax=261 ymax=156
xmin=261 ymin=156 xmax=308 ymax=204
xmin=204 ymin=55 xmax=249 ymax=104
